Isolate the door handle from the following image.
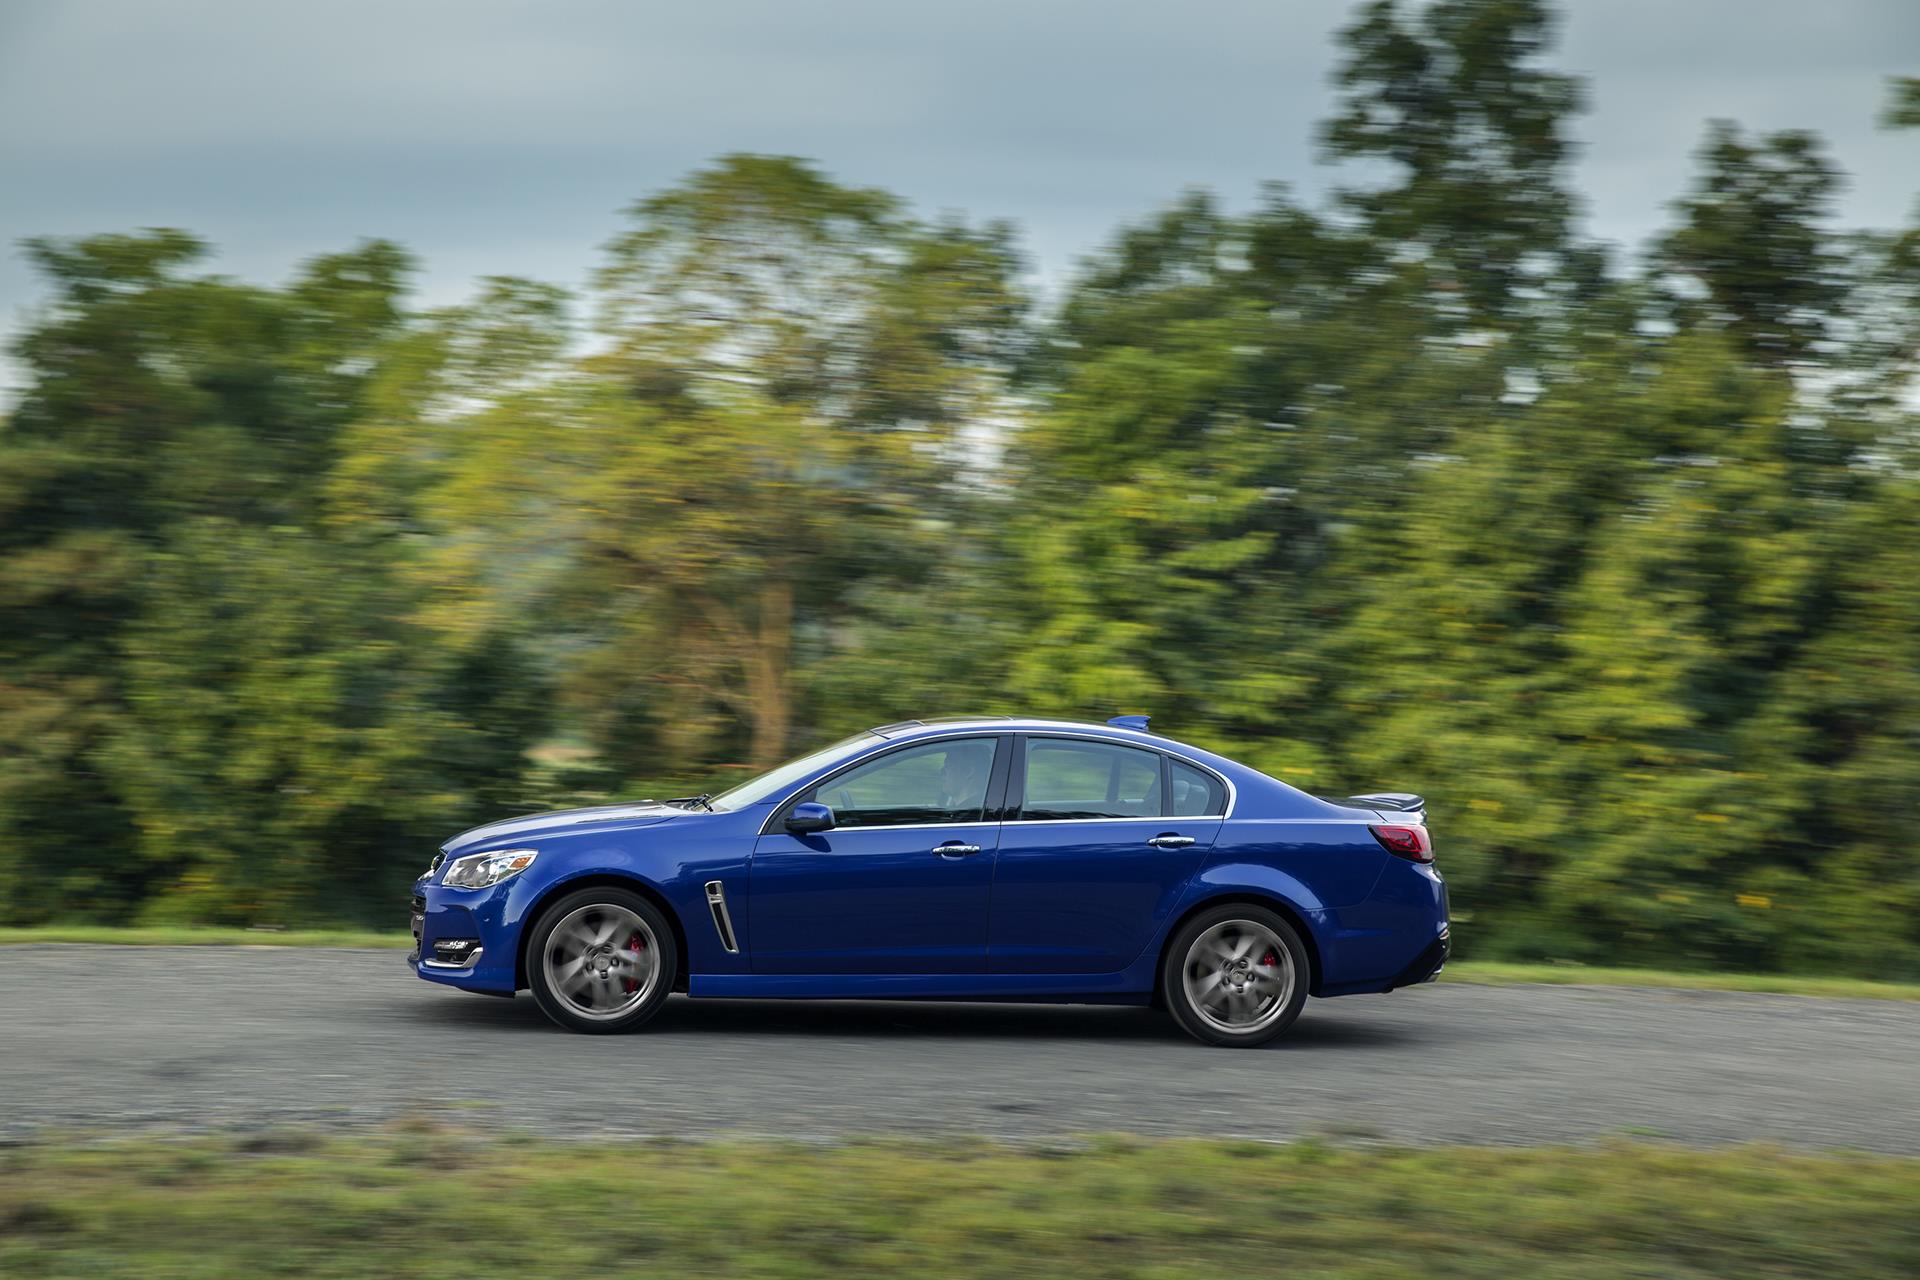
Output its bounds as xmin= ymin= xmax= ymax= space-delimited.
xmin=1146 ymin=834 xmax=1196 ymax=848
xmin=933 ymin=842 xmax=982 ymax=857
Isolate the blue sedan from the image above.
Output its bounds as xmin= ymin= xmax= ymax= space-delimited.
xmin=410 ymin=716 xmax=1448 ymax=1047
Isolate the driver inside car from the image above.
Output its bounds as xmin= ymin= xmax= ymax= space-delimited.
xmin=936 ymin=747 xmax=990 ymax=814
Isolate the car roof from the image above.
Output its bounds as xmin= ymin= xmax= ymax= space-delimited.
xmin=870 ymin=716 xmax=1163 ymax=742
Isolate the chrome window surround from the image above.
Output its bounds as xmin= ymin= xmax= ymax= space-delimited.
xmin=758 ymin=728 xmax=1236 ymax=836
xmin=1012 ymin=731 xmax=1236 ymax=821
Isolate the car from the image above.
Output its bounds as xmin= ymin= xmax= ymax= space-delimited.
xmin=410 ymin=715 xmax=1448 ymax=1047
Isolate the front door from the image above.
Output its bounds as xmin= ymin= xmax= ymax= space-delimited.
xmin=750 ymin=735 xmax=1006 ymax=974
xmin=989 ymin=736 xmax=1224 ymax=973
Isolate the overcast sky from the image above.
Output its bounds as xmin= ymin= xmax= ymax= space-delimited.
xmin=2 ymin=0 xmax=1915 ymax=397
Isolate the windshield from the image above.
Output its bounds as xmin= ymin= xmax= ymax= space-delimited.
xmin=709 ymin=731 xmax=882 ymax=811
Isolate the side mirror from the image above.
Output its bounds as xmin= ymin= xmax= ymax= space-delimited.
xmin=785 ymin=801 xmax=835 ymax=834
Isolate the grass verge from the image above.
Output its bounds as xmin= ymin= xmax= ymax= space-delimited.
xmin=0 ymin=925 xmax=406 ymax=949
xmin=4 ymin=927 xmax=1917 ymax=1001
xmin=1441 ymin=961 xmax=1920 ymax=1001
xmin=1 ymin=1129 xmax=1916 ymax=1279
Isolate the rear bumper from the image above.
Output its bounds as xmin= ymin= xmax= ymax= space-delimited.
xmin=1389 ymin=924 xmax=1451 ymax=989
xmin=1313 ymin=860 xmax=1450 ymax=996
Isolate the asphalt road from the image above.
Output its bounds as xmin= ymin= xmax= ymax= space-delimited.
xmin=4 ymin=945 xmax=1916 ymax=1151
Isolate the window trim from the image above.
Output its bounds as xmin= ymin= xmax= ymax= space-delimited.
xmin=757 ymin=728 xmax=1235 ymax=834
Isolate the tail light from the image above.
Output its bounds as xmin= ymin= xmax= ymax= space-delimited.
xmin=1371 ymin=824 xmax=1433 ymax=863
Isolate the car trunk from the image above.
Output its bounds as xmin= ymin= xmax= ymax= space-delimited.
xmin=1342 ymin=791 xmax=1427 ymax=825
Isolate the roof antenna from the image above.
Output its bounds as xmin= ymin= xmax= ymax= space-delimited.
xmin=1107 ymin=714 xmax=1151 ymax=732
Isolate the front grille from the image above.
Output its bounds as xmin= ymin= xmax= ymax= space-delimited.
xmin=408 ymin=894 xmax=425 ymax=964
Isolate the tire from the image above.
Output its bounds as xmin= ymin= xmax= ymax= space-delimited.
xmin=526 ymin=887 xmax=678 ymax=1034
xmin=1161 ymin=903 xmax=1310 ymax=1048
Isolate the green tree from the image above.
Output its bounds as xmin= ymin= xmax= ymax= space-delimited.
xmin=1319 ymin=0 xmax=1583 ymax=321
xmin=1881 ymin=76 xmax=1920 ymax=130
xmin=0 ymin=232 xmax=404 ymax=917
xmin=0 ymin=232 xmax=545 ymax=924
xmin=103 ymin=520 xmax=545 ymax=925
xmin=572 ymin=155 xmax=1025 ymax=767
xmin=1656 ymin=122 xmax=1847 ymax=368
xmin=1003 ymin=321 xmax=1277 ymax=727
xmin=2 ymin=1 xmax=1917 ymax=975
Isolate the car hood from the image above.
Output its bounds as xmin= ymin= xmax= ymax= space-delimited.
xmin=440 ymin=801 xmax=698 ymax=855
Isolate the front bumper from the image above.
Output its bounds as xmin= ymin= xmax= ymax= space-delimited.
xmin=408 ymin=892 xmax=425 ymax=963
xmin=409 ymin=878 xmax=518 ymax=993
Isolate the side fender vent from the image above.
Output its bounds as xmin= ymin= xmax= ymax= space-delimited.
xmin=704 ymin=880 xmax=740 ymax=954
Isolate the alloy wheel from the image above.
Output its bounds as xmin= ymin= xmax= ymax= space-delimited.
xmin=542 ymin=903 xmax=660 ymax=1021
xmin=1181 ymin=918 xmax=1295 ymax=1035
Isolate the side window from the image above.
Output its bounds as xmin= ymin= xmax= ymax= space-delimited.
xmin=1169 ymin=759 xmax=1225 ymax=817
xmin=1020 ymin=739 xmax=1163 ymax=820
xmin=808 ymin=737 xmax=997 ymax=828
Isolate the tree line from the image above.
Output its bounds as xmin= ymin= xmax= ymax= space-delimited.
xmin=3 ymin=1 xmax=1916 ymax=976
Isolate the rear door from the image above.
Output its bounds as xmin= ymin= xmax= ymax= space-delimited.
xmin=988 ymin=735 xmax=1225 ymax=973
xmin=750 ymin=735 xmax=1008 ymax=974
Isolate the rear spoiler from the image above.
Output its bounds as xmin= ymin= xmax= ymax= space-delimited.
xmin=1344 ymin=792 xmax=1427 ymax=824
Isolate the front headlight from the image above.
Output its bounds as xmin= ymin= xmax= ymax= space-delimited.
xmin=441 ymin=848 xmax=538 ymax=889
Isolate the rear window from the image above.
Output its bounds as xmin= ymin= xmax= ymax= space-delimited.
xmin=1021 ymin=739 xmax=1162 ymax=820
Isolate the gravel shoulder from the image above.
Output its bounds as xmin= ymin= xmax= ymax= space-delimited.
xmin=5 ymin=945 xmax=1916 ymax=1151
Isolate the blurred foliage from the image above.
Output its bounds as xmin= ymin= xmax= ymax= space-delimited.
xmin=1 ymin=0 xmax=1916 ymax=970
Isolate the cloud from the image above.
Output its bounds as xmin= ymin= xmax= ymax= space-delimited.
xmin=3 ymin=0 xmax=1914 ymax=396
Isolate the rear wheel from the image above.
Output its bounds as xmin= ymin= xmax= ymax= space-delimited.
xmin=526 ymin=888 xmax=677 ymax=1034
xmin=1162 ymin=904 xmax=1309 ymax=1047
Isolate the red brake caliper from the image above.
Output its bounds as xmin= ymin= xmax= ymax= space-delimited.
xmin=626 ymin=931 xmax=646 ymax=993
xmin=1261 ymin=948 xmax=1279 ymax=968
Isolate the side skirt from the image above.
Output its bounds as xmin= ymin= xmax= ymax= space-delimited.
xmin=688 ymin=971 xmax=1154 ymax=1002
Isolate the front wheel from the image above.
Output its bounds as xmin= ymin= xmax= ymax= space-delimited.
xmin=526 ymin=888 xmax=678 ymax=1034
xmin=1162 ymin=904 xmax=1309 ymax=1047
